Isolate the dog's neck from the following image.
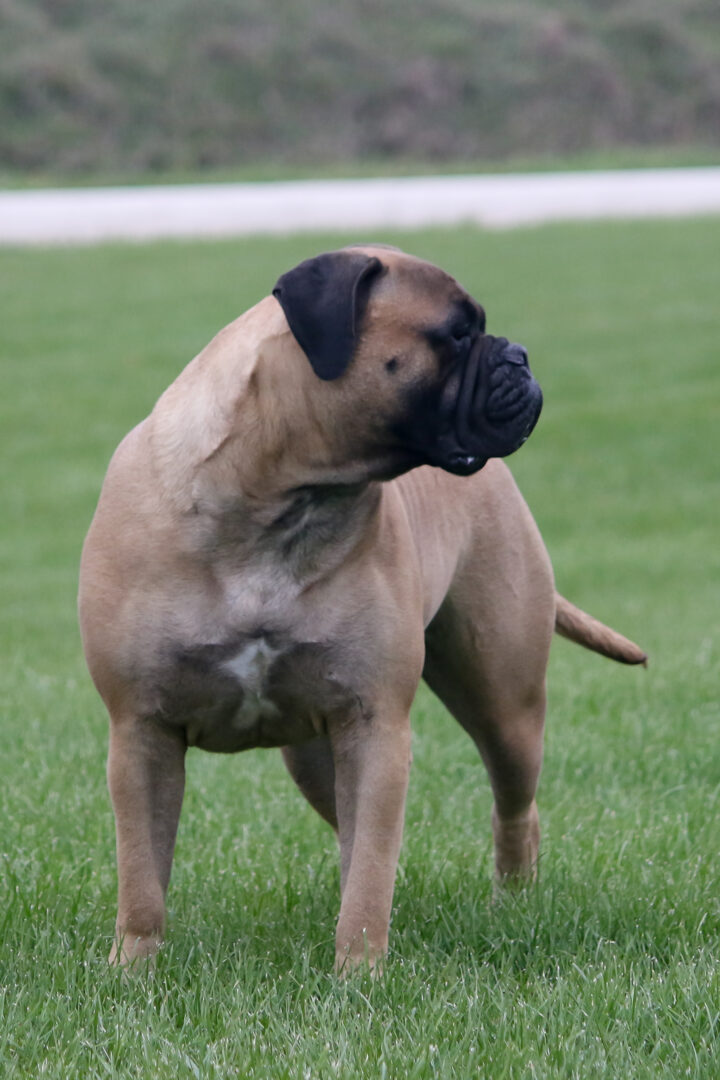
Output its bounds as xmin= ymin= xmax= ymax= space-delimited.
xmin=147 ymin=297 xmax=384 ymax=573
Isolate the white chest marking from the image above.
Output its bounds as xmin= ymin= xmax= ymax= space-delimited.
xmin=222 ymin=638 xmax=279 ymax=691
xmin=222 ymin=638 xmax=282 ymax=727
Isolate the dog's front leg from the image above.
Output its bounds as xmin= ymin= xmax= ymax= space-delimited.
xmin=329 ymin=709 xmax=411 ymax=974
xmin=107 ymin=714 xmax=186 ymax=966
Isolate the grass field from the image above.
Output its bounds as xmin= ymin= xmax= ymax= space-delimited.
xmin=1 ymin=219 xmax=719 ymax=1077
xmin=4 ymin=144 xmax=720 ymax=190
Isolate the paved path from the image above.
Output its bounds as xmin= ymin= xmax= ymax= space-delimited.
xmin=1 ymin=167 xmax=719 ymax=245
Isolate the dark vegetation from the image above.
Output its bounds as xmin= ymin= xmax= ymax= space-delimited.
xmin=1 ymin=0 xmax=719 ymax=178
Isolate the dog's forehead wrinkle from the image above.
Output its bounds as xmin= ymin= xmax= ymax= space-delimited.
xmin=364 ymin=284 xmax=453 ymax=347
xmin=378 ymin=267 xmax=471 ymax=332
xmin=427 ymin=298 xmax=484 ymax=341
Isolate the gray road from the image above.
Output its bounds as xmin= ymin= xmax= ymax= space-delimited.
xmin=1 ymin=167 xmax=719 ymax=245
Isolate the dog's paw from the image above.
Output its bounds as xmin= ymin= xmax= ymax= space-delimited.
xmin=334 ymin=940 xmax=386 ymax=980
xmin=109 ymin=932 xmax=161 ymax=972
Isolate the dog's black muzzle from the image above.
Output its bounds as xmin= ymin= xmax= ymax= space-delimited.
xmin=411 ymin=335 xmax=543 ymax=476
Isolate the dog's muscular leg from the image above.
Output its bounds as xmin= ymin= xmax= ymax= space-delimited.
xmin=329 ymin=712 xmax=411 ymax=973
xmin=281 ymin=737 xmax=338 ymax=832
xmin=482 ymin=701 xmax=544 ymax=881
xmin=424 ymin=608 xmax=548 ymax=884
xmin=427 ymin=663 xmax=545 ymax=880
xmin=107 ymin=716 xmax=186 ymax=966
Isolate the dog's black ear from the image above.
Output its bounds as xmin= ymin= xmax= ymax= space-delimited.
xmin=273 ymin=252 xmax=384 ymax=380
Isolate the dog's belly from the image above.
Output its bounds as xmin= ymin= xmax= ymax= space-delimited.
xmin=150 ymin=634 xmax=354 ymax=753
xmin=185 ymin=693 xmax=314 ymax=754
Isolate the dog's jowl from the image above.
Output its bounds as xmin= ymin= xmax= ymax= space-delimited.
xmin=79 ymin=246 xmax=646 ymax=972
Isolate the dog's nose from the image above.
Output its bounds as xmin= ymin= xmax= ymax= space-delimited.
xmin=503 ymin=343 xmax=529 ymax=367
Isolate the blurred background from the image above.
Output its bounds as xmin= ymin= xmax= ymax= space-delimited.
xmin=1 ymin=0 xmax=719 ymax=183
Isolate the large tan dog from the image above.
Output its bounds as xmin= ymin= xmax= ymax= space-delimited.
xmin=79 ymin=245 xmax=646 ymax=972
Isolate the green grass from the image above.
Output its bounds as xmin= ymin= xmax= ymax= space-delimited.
xmin=4 ymin=143 xmax=720 ymax=190
xmin=1 ymin=219 xmax=719 ymax=1077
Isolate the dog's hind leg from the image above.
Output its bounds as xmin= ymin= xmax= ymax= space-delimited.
xmin=107 ymin=714 xmax=186 ymax=965
xmin=281 ymin=737 xmax=338 ymax=831
xmin=423 ymin=585 xmax=553 ymax=883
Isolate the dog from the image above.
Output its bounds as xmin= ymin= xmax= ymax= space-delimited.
xmin=78 ymin=245 xmax=646 ymax=972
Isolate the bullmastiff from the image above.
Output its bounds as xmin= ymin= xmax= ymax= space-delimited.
xmin=78 ymin=245 xmax=646 ymax=972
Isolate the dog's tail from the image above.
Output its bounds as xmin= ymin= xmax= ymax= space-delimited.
xmin=555 ymin=594 xmax=647 ymax=666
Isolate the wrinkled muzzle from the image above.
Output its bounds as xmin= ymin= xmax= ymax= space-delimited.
xmin=429 ymin=335 xmax=543 ymax=475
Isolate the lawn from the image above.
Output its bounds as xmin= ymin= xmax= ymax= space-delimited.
xmin=1 ymin=219 xmax=719 ymax=1078
xmin=5 ymin=144 xmax=720 ymax=190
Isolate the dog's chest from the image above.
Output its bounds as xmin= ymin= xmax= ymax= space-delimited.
xmin=222 ymin=636 xmax=281 ymax=707
xmin=155 ymin=632 xmax=354 ymax=753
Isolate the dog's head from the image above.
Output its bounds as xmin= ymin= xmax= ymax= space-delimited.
xmin=273 ymin=246 xmax=542 ymax=479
